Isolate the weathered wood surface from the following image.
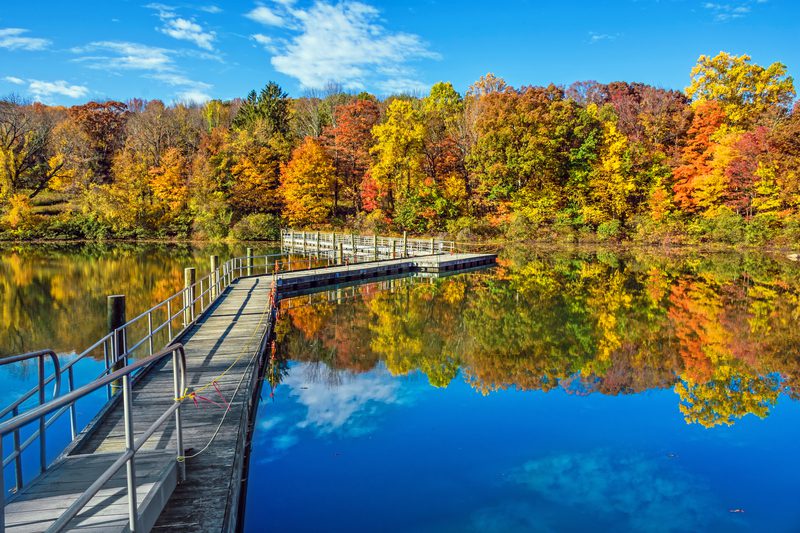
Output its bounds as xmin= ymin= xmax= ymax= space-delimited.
xmin=74 ymin=276 xmax=273 ymax=532
xmin=4 ymin=450 xmax=176 ymax=532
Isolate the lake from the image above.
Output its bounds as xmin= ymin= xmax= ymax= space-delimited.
xmin=1 ymin=244 xmax=800 ymax=531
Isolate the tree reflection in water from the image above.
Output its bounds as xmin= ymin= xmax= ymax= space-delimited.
xmin=273 ymin=247 xmax=800 ymax=428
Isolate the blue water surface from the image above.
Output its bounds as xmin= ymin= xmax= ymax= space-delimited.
xmin=245 ymin=362 xmax=800 ymax=532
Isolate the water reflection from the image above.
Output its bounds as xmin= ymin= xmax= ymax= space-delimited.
xmin=0 ymin=242 xmax=278 ymax=357
xmin=273 ymin=248 xmax=800 ymax=428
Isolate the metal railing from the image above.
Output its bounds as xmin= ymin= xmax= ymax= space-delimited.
xmin=0 ymin=351 xmax=61 ymax=493
xmin=281 ymin=229 xmax=456 ymax=259
xmin=0 ymin=344 xmax=187 ymax=532
xmin=0 ymin=254 xmax=279 ymax=494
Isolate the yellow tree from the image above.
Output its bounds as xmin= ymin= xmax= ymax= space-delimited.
xmin=584 ymin=105 xmax=634 ymax=225
xmin=369 ymin=99 xmax=426 ymax=216
xmin=149 ymin=147 xmax=189 ymax=224
xmin=686 ymin=52 xmax=795 ymax=129
xmin=280 ymin=137 xmax=335 ymax=226
xmin=228 ymin=128 xmax=286 ymax=215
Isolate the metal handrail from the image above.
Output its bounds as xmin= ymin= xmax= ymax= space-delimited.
xmin=0 ymin=344 xmax=187 ymax=533
xmin=0 ymin=350 xmax=61 ymax=493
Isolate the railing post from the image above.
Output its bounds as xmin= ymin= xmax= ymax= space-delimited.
xmin=166 ymin=300 xmax=173 ymax=342
xmin=183 ymin=267 xmax=196 ymax=327
xmin=338 ymin=243 xmax=344 ymax=265
xmin=373 ymin=234 xmax=378 ymax=260
xmin=392 ymin=239 xmax=397 ymax=259
xmin=122 ymin=374 xmax=140 ymax=532
xmin=210 ymin=255 xmax=219 ymax=300
xmin=246 ymin=247 xmax=254 ymax=276
xmin=351 ymin=233 xmax=356 ymax=259
xmin=68 ymin=366 xmax=77 ymax=439
xmin=430 ymin=237 xmax=435 ymax=254
xmin=108 ymin=295 xmax=126 ymax=395
xmin=402 ymin=231 xmax=408 ymax=258
xmin=172 ymin=350 xmax=185 ymax=482
xmin=37 ymin=355 xmax=46 ymax=474
xmin=147 ymin=311 xmax=154 ymax=356
xmin=12 ymin=405 xmax=21 ymax=490
xmin=302 ymin=231 xmax=307 ymax=253
xmin=316 ymin=231 xmax=321 ymax=254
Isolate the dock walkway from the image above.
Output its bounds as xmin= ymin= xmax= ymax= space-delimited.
xmin=0 ymin=248 xmax=495 ymax=532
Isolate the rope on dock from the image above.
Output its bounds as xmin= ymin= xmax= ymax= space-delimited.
xmin=177 ymin=280 xmax=277 ymax=462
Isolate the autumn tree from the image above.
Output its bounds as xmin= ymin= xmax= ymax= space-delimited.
xmin=686 ymin=52 xmax=795 ymax=129
xmin=280 ymin=137 xmax=335 ymax=226
xmin=672 ymin=101 xmax=727 ymax=211
xmin=149 ymin=147 xmax=190 ymax=226
xmin=68 ymin=101 xmax=128 ymax=184
xmin=322 ymin=97 xmax=381 ymax=214
xmin=228 ymin=128 xmax=287 ymax=215
xmin=369 ymin=99 xmax=426 ymax=218
xmin=0 ymin=97 xmax=69 ymax=200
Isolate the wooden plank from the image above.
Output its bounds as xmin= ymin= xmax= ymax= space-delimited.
xmin=4 ymin=451 xmax=176 ymax=532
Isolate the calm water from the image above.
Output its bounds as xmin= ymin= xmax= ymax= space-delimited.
xmin=245 ymin=248 xmax=800 ymax=532
xmin=1 ymin=245 xmax=800 ymax=531
xmin=0 ymin=242 xmax=277 ymax=488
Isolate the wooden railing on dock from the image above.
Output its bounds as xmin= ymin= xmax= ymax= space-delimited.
xmin=281 ymin=229 xmax=455 ymax=260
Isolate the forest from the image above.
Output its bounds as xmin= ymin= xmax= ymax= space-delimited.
xmin=0 ymin=51 xmax=798 ymax=245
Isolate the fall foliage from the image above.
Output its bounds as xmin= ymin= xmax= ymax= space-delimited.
xmin=1 ymin=51 xmax=797 ymax=243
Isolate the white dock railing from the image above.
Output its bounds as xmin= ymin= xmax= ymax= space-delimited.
xmin=280 ymin=229 xmax=454 ymax=261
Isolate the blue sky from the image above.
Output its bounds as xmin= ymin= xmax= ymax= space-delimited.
xmin=0 ymin=0 xmax=796 ymax=105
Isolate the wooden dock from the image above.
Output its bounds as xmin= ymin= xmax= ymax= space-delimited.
xmin=0 ymin=249 xmax=495 ymax=532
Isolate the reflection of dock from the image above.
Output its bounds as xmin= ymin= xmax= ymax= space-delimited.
xmin=274 ymin=253 xmax=496 ymax=292
xmin=0 ymin=230 xmax=495 ymax=532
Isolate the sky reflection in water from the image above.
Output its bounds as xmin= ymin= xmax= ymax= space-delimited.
xmin=246 ymin=249 xmax=800 ymax=532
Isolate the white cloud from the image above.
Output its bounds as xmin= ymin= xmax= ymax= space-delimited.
xmin=147 ymin=4 xmax=217 ymax=50
xmin=0 ymin=28 xmax=51 ymax=51
xmin=250 ymin=33 xmax=277 ymax=53
xmin=588 ymin=31 xmax=620 ymax=44
xmin=703 ymin=1 xmax=760 ymax=21
xmin=73 ymin=41 xmax=174 ymax=71
xmin=377 ymin=78 xmax=428 ymax=95
xmin=162 ymin=17 xmax=216 ymax=50
xmin=71 ymin=41 xmax=214 ymax=101
xmin=177 ymin=89 xmax=212 ymax=104
xmin=199 ymin=5 xmax=222 ymax=14
xmin=247 ymin=1 xmax=438 ymax=93
xmin=27 ymin=79 xmax=89 ymax=100
xmin=245 ymin=6 xmax=286 ymax=27
xmin=151 ymin=73 xmax=212 ymax=90
xmin=283 ymin=362 xmax=401 ymax=434
xmin=3 ymin=76 xmax=25 ymax=85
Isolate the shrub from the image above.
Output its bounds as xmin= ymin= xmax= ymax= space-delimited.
xmin=745 ymin=213 xmax=779 ymax=245
xmin=596 ymin=219 xmax=622 ymax=241
xmin=230 ymin=213 xmax=282 ymax=241
xmin=706 ymin=207 xmax=745 ymax=244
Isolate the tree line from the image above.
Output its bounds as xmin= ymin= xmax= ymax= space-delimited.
xmin=1 ymin=51 xmax=797 ymax=244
